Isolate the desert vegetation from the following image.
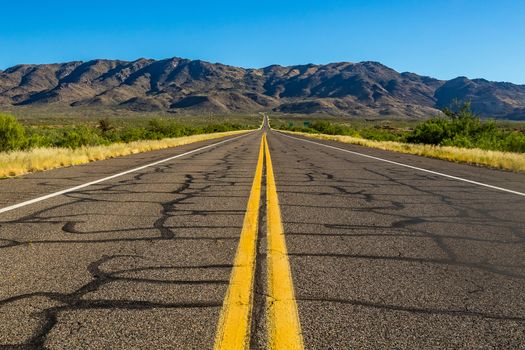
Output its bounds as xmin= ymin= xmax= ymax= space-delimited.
xmin=0 ymin=113 xmax=252 ymax=152
xmin=0 ymin=130 xmax=251 ymax=178
xmin=275 ymin=103 xmax=525 ymax=153
xmin=0 ymin=113 xmax=257 ymax=177
xmin=279 ymin=131 xmax=525 ymax=172
xmin=273 ymin=103 xmax=525 ymax=171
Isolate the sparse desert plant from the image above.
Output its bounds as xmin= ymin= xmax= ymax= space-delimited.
xmin=98 ymin=118 xmax=115 ymax=133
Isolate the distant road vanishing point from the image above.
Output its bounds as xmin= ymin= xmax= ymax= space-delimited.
xmin=1 ymin=117 xmax=524 ymax=349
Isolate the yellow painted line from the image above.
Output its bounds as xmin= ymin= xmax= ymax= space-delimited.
xmin=214 ymin=135 xmax=264 ymax=350
xmin=264 ymin=134 xmax=305 ymax=350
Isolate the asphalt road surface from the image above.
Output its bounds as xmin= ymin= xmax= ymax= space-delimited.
xmin=1 ymin=122 xmax=524 ymax=349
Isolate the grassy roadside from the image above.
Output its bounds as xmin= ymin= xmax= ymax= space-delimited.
xmin=279 ymin=130 xmax=525 ymax=172
xmin=0 ymin=130 xmax=252 ymax=178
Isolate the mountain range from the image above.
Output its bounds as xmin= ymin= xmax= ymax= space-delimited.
xmin=1 ymin=57 xmax=524 ymax=119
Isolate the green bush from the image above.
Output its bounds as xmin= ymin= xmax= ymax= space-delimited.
xmin=0 ymin=117 xmax=251 ymax=153
xmin=0 ymin=114 xmax=27 ymax=152
xmin=406 ymin=102 xmax=525 ymax=152
xmin=116 ymin=127 xmax=149 ymax=143
xmin=147 ymin=119 xmax=189 ymax=138
xmin=359 ymin=127 xmax=403 ymax=141
xmin=406 ymin=118 xmax=451 ymax=145
xmin=500 ymin=132 xmax=525 ymax=152
xmin=303 ymin=121 xmax=353 ymax=136
xmin=203 ymin=122 xmax=245 ymax=133
xmin=54 ymin=126 xmax=108 ymax=148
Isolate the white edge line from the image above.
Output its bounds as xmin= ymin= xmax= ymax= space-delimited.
xmin=277 ymin=132 xmax=525 ymax=197
xmin=0 ymin=131 xmax=255 ymax=214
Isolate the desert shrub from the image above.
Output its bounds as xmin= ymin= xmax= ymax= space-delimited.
xmin=311 ymin=121 xmax=346 ymax=135
xmin=115 ymin=127 xmax=149 ymax=143
xmin=0 ymin=114 xmax=27 ymax=152
xmin=407 ymin=102 xmax=525 ymax=152
xmin=202 ymin=123 xmax=246 ymax=133
xmin=24 ymin=127 xmax=63 ymax=148
xmin=53 ymin=126 xmax=108 ymax=148
xmin=500 ymin=132 xmax=525 ymax=152
xmin=26 ymin=132 xmax=54 ymax=148
xmin=406 ymin=118 xmax=452 ymax=145
xmin=358 ymin=127 xmax=404 ymax=141
xmin=147 ymin=119 xmax=190 ymax=138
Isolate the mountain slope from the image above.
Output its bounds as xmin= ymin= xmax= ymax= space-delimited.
xmin=1 ymin=57 xmax=524 ymax=119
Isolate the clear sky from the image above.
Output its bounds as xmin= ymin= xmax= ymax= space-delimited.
xmin=1 ymin=0 xmax=524 ymax=83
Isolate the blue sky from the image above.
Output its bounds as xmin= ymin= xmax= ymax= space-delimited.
xmin=1 ymin=0 xmax=524 ymax=83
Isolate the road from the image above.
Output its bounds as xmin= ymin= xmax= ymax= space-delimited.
xmin=1 ymin=121 xmax=524 ymax=349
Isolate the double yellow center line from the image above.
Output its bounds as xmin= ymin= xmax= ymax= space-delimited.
xmin=214 ymin=133 xmax=304 ymax=350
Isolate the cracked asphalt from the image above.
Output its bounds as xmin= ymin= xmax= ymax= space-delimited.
xmin=1 ymin=128 xmax=524 ymax=349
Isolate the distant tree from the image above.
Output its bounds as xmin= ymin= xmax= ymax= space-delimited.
xmin=98 ymin=118 xmax=114 ymax=133
xmin=442 ymin=100 xmax=475 ymax=120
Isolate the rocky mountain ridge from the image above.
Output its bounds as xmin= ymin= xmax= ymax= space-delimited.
xmin=1 ymin=57 xmax=524 ymax=119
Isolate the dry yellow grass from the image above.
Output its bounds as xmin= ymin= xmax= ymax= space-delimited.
xmin=280 ymin=131 xmax=525 ymax=172
xmin=0 ymin=130 xmax=252 ymax=178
